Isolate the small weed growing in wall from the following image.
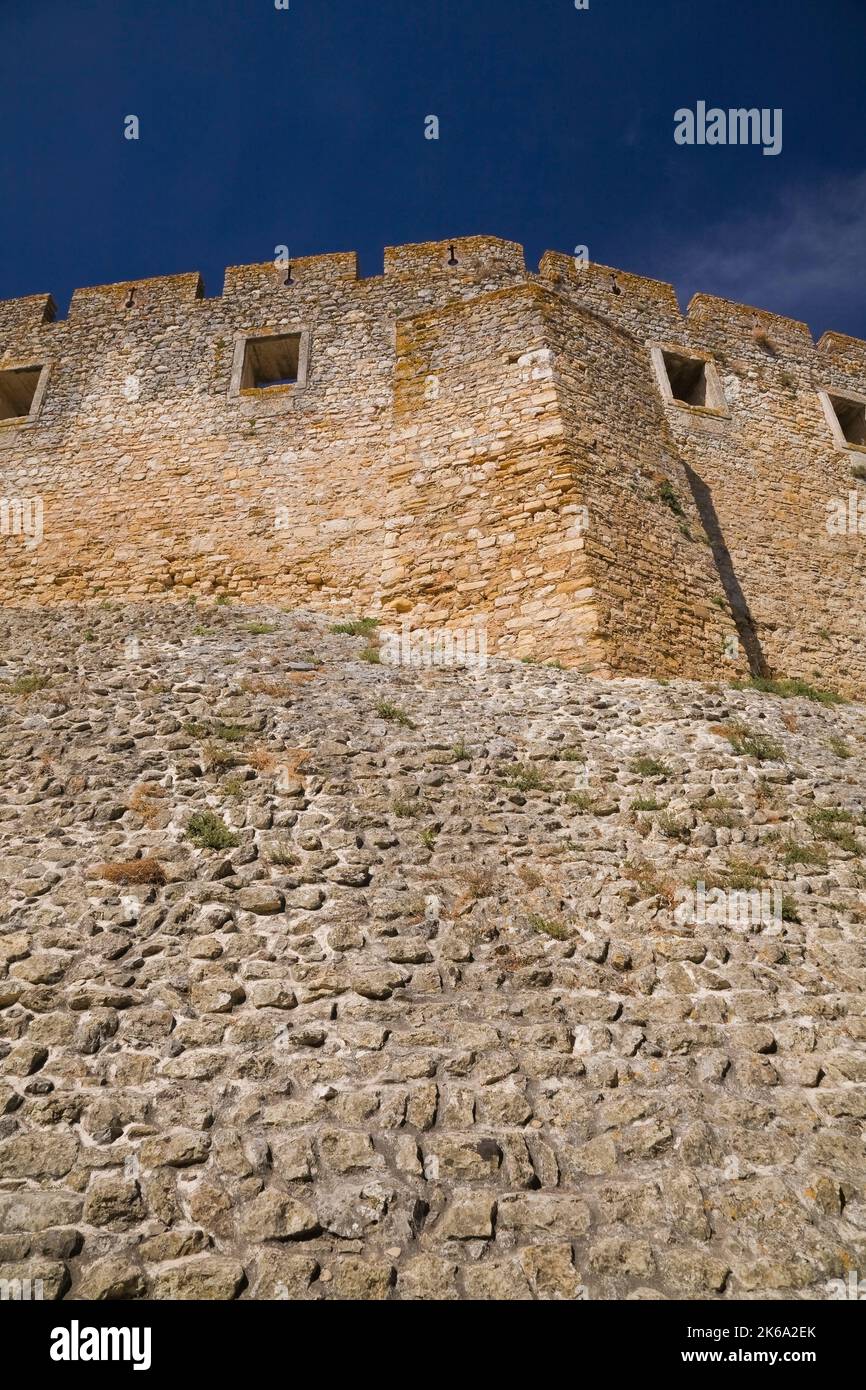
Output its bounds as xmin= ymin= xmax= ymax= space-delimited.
xmin=246 ymin=622 xmax=277 ymax=635
xmin=782 ymin=838 xmax=829 ymax=868
xmin=657 ymin=813 xmax=691 ymax=842
xmin=267 ymin=837 xmax=299 ymax=867
xmin=221 ymin=775 xmax=248 ymax=799
xmin=622 ymin=858 xmax=678 ymax=909
xmin=186 ymin=811 xmax=239 ymax=850
xmin=376 ymin=700 xmax=415 ymax=727
xmin=734 ymin=675 xmax=845 ymax=706
xmin=2 ymin=673 xmax=51 ymax=696
xmin=202 ymin=741 xmax=238 ymax=771
xmin=632 ymin=796 xmax=663 ymax=812
xmin=499 ymin=762 xmax=549 ymax=793
xmin=391 ymin=797 xmax=425 ymax=818
xmin=462 ymin=864 xmax=496 ymax=899
xmin=630 ymin=756 xmax=673 ymax=779
xmin=331 ymin=617 xmax=379 ymax=637
xmin=360 ymin=646 xmax=381 ymax=663
xmin=213 ymin=722 xmax=248 ymax=742
xmin=452 ymin=740 xmax=469 ymax=763
xmin=721 ymin=858 xmax=767 ymax=891
xmin=828 ymin=735 xmax=852 ymax=759
xmin=658 ymin=481 xmax=685 ymax=517
xmin=419 ymin=827 xmax=438 ymax=850
xmin=128 ymin=783 xmax=168 ymax=825
xmin=91 ymin=858 xmax=166 ymax=886
xmin=528 ymin=913 xmax=570 ymax=941
xmin=807 ymin=808 xmax=860 ymax=852
xmin=851 ymin=461 xmax=866 ymax=481
xmin=712 ymin=723 xmax=784 ymax=762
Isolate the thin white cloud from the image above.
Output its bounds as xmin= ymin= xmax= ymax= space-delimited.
xmin=667 ymin=171 xmax=866 ymax=333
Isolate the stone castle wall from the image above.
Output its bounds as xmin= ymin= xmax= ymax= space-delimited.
xmin=1 ymin=235 xmax=864 ymax=690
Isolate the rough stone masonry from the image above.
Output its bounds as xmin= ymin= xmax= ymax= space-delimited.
xmin=1 ymin=236 xmax=866 ymax=693
xmin=0 ymin=605 xmax=864 ymax=1301
xmin=0 ymin=240 xmax=865 ymax=1302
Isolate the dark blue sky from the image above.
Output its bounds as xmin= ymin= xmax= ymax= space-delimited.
xmin=1 ymin=0 xmax=865 ymax=337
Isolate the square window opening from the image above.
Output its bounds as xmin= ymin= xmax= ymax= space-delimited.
xmin=828 ymin=393 xmax=866 ymax=447
xmin=242 ymin=334 xmax=301 ymax=390
xmin=0 ymin=366 xmax=43 ymax=420
xmin=662 ymin=351 xmax=709 ymax=408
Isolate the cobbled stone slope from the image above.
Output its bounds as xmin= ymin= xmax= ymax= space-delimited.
xmin=0 ymin=604 xmax=864 ymax=1301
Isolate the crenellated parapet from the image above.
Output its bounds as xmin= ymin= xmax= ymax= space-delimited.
xmin=66 ymin=272 xmax=205 ymax=323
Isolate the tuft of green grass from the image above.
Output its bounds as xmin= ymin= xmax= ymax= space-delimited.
xmin=221 ymin=775 xmax=248 ymax=798
xmin=499 ymin=763 xmax=549 ymax=793
xmin=630 ymin=756 xmax=673 ymax=779
xmin=632 ymin=796 xmax=663 ymax=812
xmin=714 ymin=723 xmax=784 ymax=762
xmin=568 ymin=791 xmax=595 ymax=812
xmin=203 ymin=742 xmax=238 ymax=772
xmin=806 ymin=810 xmax=860 ymax=854
xmin=331 ymin=617 xmax=379 ymax=637
xmin=376 ymin=700 xmax=415 ymax=727
xmin=267 ymin=838 xmax=299 ymax=867
xmin=185 ymin=810 xmax=239 ymax=850
xmin=721 ymin=859 xmax=768 ymax=891
xmin=528 ymin=914 xmax=570 ymax=941
xmin=659 ymin=481 xmax=685 ymax=517
xmin=246 ymin=622 xmax=277 ymax=635
xmin=359 ymin=645 xmax=381 ymax=663
xmin=826 ymin=826 xmax=861 ymax=853
xmin=734 ymin=676 xmax=845 ymax=706
xmin=657 ymin=813 xmax=690 ymax=842
xmin=391 ymin=798 xmax=425 ymax=818
xmin=2 ymin=673 xmax=51 ymax=696
xmin=829 ymin=735 xmax=852 ymax=759
xmin=781 ymin=839 xmax=828 ymax=868
xmin=419 ymin=827 xmax=438 ymax=850
xmin=451 ymin=740 xmax=469 ymax=763
xmin=807 ymin=807 xmax=854 ymax=828
xmin=212 ymin=723 xmax=247 ymax=743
